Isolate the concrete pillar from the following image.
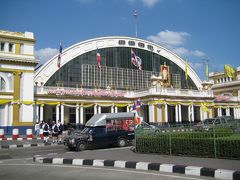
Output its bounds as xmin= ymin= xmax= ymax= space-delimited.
xmin=40 ymin=105 xmax=44 ymax=122
xmin=114 ymin=106 xmax=118 ymax=113
xmin=56 ymin=105 xmax=60 ymax=122
xmin=76 ymin=105 xmax=79 ymax=124
xmin=175 ymin=105 xmax=179 ymax=123
xmin=98 ymin=105 xmax=101 ymax=114
xmin=111 ymin=105 xmax=114 ymax=113
xmin=191 ymin=105 xmax=194 ymax=122
xmin=156 ymin=105 xmax=162 ymax=123
xmin=127 ymin=105 xmax=130 ymax=112
xmin=61 ymin=104 xmax=64 ymax=124
xmin=94 ymin=104 xmax=97 ymax=114
xmin=80 ymin=105 xmax=83 ymax=124
xmin=188 ymin=105 xmax=191 ymax=122
xmin=149 ymin=104 xmax=155 ymax=123
xmin=178 ymin=104 xmax=182 ymax=122
xmin=36 ymin=105 xmax=39 ymax=122
xmin=165 ymin=104 xmax=168 ymax=123
xmin=226 ymin=107 xmax=230 ymax=116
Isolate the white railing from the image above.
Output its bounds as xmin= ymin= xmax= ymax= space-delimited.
xmin=35 ymin=86 xmax=214 ymax=99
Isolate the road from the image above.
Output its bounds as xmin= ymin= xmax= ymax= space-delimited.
xmin=0 ymin=145 xmax=229 ymax=180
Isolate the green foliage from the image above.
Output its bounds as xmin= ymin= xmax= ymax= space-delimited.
xmin=135 ymin=130 xmax=240 ymax=159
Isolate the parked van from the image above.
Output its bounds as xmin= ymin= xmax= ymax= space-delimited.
xmin=64 ymin=112 xmax=135 ymax=151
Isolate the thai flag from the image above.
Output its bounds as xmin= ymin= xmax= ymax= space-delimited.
xmin=132 ymin=102 xmax=136 ymax=111
xmin=57 ymin=42 xmax=63 ymax=68
xmin=136 ymin=98 xmax=141 ymax=109
xmin=131 ymin=49 xmax=138 ymax=67
xmin=131 ymin=49 xmax=142 ymax=70
xmin=96 ymin=48 xmax=101 ymax=68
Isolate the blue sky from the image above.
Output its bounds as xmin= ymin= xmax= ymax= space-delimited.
xmin=1 ymin=0 xmax=239 ymax=80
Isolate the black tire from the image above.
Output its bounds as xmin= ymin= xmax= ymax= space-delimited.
xmin=117 ymin=138 xmax=127 ymax=147
xmin=68 ymin=146 xmax=76 ymax=151
xmin=76 ymin=142 xmax=86 ymax=151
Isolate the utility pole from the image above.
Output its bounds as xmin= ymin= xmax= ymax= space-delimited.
xmin=133 ymin=10 xmax=138 ymax=38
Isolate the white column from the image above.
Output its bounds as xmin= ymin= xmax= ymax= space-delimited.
xmin=94 ymin=104 xmax=98 ymax=114
xmin=165 ymin=104 xmax=168 ymax=123
xmin=200 ymin=107 xmax=203 ymax=121
xmin=98 ymin=105 xmax=101 ymax=114
xmin=127 ymin=105 xmax=130 ymax=112
xmin=61 ymin=104 xmax=64 ymax=124
xmin=178 ymin=104 xmax=182 ymax=123
xmin=40 ymin=105 xmax=44 ymax=122
xmin=156 ymin=105 xmax=162 ymax=123
xmin=36 ymin=105 xmax=39 ymax=122
xmin=226 ymin=107 xmax=230 ymax=116
xmin=76 ymin=105 xmax=79 ymax=124
xmin=217 ymin=108 xmax=220 ymax=116
xmin=56 ymin=105 xmax=60 ymax=122
xmin=80 ymin=105 xmax=83 ymax=124
xmin=191 ymin=105 xmax=194 ymax=122
xmin=114 ymin=106 xmax=118 ymax=113
xmin=233 ymin=108 xmax=236 ymax=119
xmin=175 ymin=105 xmax=179 ymax=123
xmin=219 ymin=107 xmax=222 ymax=116
xmin=148 ymin=104 xmax=154 ymax=123
xmin=111 ymin=105 xmax=114 ymax=113
xmin=188 ymin=105 xmax=191 ymax=122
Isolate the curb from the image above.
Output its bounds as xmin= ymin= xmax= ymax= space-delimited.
xmin=0 ymin=143 xmax=60 ymax=149
xmin=33 ymin=157 xmax=240 ymax=180
xmin=0 ymin=137 xmax=42 ymax=141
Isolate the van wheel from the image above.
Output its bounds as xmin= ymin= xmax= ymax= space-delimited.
xmin=76 ymin=142 xmax=86 ymax=151
xmin=68 ymin=146 xmax=76 ymax=151
xmin=118 ymin=138 xmax=127 ymax=147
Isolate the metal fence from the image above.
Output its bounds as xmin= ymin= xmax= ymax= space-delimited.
xmin=135 ymin=120 xmax=240 ymax=159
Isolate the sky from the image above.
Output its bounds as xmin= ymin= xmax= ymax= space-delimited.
xmin=1 ymin=0 xmax=240 ymax=80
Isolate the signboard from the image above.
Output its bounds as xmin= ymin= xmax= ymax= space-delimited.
xmin=47 ymin=88 xmax=124 ymax=98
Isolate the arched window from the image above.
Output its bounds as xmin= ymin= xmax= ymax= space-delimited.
xmin=0 ymin=76 xmax=6 ymax=91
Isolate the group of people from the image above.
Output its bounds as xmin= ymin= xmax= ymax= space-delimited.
xmin=34 ymin=120 xmax=64 ymax=144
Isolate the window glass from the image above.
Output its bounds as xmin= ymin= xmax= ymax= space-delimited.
xmin=0 ymin=77 xmax=6 ymax=91
xmin=0 ymin=42 xmax=5 ymax=51
xmin=9 ymin=43 xmax=13 ymax=52
xmin=118 ymin=40 xmax=125 ymax=45
xmin=128 ymin=41 xmax=135 ymax=46
xmin=138 ymin=42 xmax=145 ymax=48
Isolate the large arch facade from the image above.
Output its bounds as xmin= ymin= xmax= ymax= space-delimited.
xmin=34 ymin=36 xmax=202 ymax=89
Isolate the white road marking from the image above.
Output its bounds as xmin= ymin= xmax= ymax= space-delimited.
xmin=0 ymin=163 xmax=207 ymax=180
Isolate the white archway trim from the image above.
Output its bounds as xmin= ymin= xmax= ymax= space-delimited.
xmin=34 ymin=36 xmax=202 ymax=88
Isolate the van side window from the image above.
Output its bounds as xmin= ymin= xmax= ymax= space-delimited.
xmin=106 ymin=119 xmax=134 ymax=132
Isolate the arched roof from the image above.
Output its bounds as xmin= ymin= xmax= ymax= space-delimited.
xmin=34 ymin=36 xmax=202 ymax=88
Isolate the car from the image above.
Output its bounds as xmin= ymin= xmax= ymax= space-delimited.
xmin=64 ymin=112 xmax=135 ymax=151
xmin=135 ymin=121 xmax=160 ymax=134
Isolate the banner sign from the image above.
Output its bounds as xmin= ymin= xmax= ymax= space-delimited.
xmin=47 ymin=88 xmax=124 ymax=98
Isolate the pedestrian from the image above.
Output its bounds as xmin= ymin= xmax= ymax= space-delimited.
xmin=34 ymin=122 xmax=40 ymax=136
xmin=52 ymin=121 xmax=59 ymax=144
xmin=58 ymin=120 xmax=64 ymax=144
xmin=42 ymin=121 xmax=50 ymax=144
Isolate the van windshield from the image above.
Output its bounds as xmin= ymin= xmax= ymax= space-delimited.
xmin=81 ymin=127 xmax=94 ymax=134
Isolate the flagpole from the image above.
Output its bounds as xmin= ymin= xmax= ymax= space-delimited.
xmin=202 ymin=58 xmax=209 ymax=81
xmin=133 ymin=10 xmax=138 ymax=38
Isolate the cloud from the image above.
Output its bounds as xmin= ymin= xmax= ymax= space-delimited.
xmin=35 ymin=48 xmax=58 ymax=64
xmin=147 ymin=30 xmax=206 ymax=58
xmin=140 ymin=0 xmax=161 ymax=8
xmin=189 ymin=62 xmax=203 ymax=70
xmin=147 ymin=30 xmax=190 ymax=48
xmin=127 ymin=0 xmax=161 ymax=8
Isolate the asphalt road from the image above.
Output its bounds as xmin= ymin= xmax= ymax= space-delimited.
xmin=0 ymin=161 xmax=215 ymax=180
xmin=0 ymin=145 xmax=237 ymax=180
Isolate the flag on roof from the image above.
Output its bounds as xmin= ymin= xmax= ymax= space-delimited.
xmin=96 ymin=48 xmax=101 ymax=68
xmin=205 ymin=62 xmax=209 ymax=81
xmin=224 ymin=65 xmax=235 ymax=78
xmin=185 ymin=60 xmax=188 ymax=80
xmin=57 ymin=42 xmax=63 ymax=68
xmin=131 ymin=49 xmax=142 ymax=70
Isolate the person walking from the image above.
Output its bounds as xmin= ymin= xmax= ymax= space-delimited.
xmin=52 ymin=121 xmax=59 ymax=144
xmin=34 ymin=122 xmax=40 ymax=137
xmin=57 ymin=120 xmax=64 ymax=144
xmin=42 ymin=121 xmax=50 ymax=144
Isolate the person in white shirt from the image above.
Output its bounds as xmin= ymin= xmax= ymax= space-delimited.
xmin=34 ymin=122 xmax=40 ymax=136
xmin=42 ymin=122 xmax=50 ymax=144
